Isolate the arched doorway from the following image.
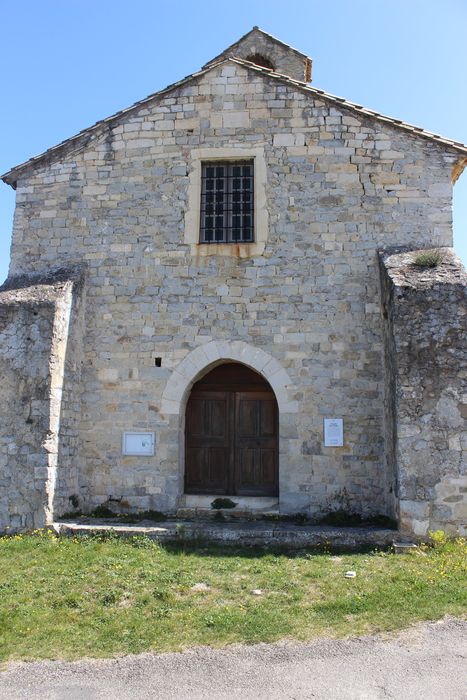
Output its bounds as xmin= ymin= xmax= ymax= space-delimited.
xmin=185 ymin=362 xmax=279 ymax=496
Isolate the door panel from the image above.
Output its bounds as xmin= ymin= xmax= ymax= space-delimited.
xmin=260 ymin=399 xmax=276 ymax=437
xmin=208 ymin=446 xmax=228 ymax=484
xmin=186 ymin=447 xmax=203 ymax=484
xmin=185 ymin=397 xmax=204 ymax=436
xmin=208 ymin=399 xmax=227 ymax=437
xmin=185 ymin=391 xmax=231 ymax=494
xmin=237 ymin=398 xmax=258 ymax=437
xmin=185 ymin=374 xmax=278 ymax=497
xmin=236 ymin=447 xmax=255 ymax=489
xmin=234 ymin=392 xmax=278 ymax=496
xmin=260 ymin=448 xmax=277 ymax=485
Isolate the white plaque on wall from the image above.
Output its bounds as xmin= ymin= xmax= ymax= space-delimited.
xmin=122 ymin=432 xmax=155 ymax=456
xmin=324 ymin=419 xmax=343 ymax=447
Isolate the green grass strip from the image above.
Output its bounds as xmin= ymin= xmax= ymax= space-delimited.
xmin=0 ymin=531 xmax=465 ymax=661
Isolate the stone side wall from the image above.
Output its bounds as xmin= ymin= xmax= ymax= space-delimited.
xmin=0 ymin=293 xmax=55 ymax=531
xmin=380 ymin=249 xmax=467 ymax=536
xmin=5 ymin=61 xmax=462 ymax=518
xmin=0 ymin=272 xmax=83 ymax=532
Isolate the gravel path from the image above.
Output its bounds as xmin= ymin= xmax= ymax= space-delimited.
xmin=0 ymin=618 xmax=465 ymax=699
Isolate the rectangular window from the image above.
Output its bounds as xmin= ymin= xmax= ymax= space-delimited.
xmin=200 ymin=160 xmax=254 ymax=243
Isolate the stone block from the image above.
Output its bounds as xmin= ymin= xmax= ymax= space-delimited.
xmin=273 ymin=133 xmax=295 ymax=147
xmin=222 ymin=112 xmax=249 ymax=128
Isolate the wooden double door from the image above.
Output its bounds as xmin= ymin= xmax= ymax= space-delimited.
xmin=185 ymin=363 xmax=278 ymax=496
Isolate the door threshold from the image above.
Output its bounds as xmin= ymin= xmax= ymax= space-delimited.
xmin=182 ymin=495 xmax=279 ymax=512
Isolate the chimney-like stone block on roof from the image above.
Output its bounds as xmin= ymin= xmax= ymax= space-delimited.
xmin=204 ymin=27 xmax=312 ymax=83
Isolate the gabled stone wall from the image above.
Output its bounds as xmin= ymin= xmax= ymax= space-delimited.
xmin=1 ymin=60 xmax=464 ymax=524
xmin=380 ymin=248 xmax=467 ymax=536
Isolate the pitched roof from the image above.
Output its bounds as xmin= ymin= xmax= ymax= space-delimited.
xmin=2 ymin=54 xmax=467 ymax=188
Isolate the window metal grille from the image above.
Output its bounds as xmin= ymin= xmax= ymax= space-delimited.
xmin=200 ymin=160 xmax=254 ymax=243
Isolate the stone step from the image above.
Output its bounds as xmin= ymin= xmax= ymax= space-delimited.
xmin=175 ymin=507 xmax=280 ymax=521
xmin=181 ymin=495 xmax=279 ymax=510
xmin=54 ymin=519 xmax=402 ymax=551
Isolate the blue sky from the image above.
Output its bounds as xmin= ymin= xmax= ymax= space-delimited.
xmin=1 ymin=0 xmax=466 ymax=283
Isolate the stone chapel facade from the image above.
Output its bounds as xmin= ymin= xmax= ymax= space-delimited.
xmin=0 ymin=28 xmax=466 ymax=536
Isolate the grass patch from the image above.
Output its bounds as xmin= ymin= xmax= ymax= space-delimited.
xmin=0 ymin=532 xmax=465 ymax=661
xmin=412 ymin=250 xmax=443 ymax=268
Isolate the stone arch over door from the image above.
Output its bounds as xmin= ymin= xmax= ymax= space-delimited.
xmin=160 ymin=340 xmax=299 ymax=511
xmin=160 ymin=340 xmax=297 ymax=416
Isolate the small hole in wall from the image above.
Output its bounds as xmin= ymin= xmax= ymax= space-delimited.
xmin=155 ymin=357 xmax=162 ymax=367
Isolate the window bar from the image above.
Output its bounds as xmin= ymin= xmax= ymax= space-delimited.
xmin=200 ymin=160 xmax=254 ymax=244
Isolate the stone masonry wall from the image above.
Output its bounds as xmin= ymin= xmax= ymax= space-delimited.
xmin=5 ymin=60 xmax=463 ymax=519
xmin=0 ymin=272 xmax=83 ymax=532
xmin=0 ymin=292 xmax=55 ymax=531
xmin=380 ymin=249 xmax=466 ymax=536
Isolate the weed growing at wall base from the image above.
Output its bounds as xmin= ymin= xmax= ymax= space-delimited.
xmin=0 ymin=533 xmax=465 ymax=661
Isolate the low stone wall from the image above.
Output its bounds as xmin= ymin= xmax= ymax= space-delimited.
xmin=380 ymin=248 xmax=467 ymax=536
xmin=0 ymin=269 xmax=84 ymax=532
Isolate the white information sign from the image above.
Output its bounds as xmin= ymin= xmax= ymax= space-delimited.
xmin=122 ymin=432 xmax=155 ymax=456
xmin=324 ymin=418 xmax=343 ymax=447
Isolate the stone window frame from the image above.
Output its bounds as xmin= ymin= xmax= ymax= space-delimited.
xmin=184 ymin=146 xmax=268 ymax=257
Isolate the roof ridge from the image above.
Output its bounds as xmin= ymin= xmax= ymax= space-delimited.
xmin=2 ymin=56 xmax=466 ymax=187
